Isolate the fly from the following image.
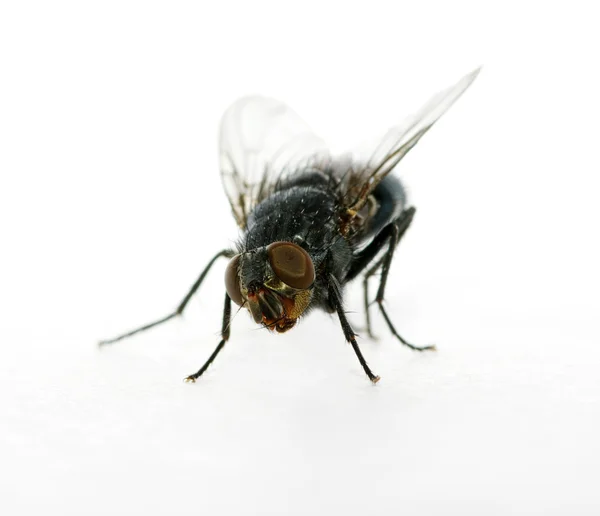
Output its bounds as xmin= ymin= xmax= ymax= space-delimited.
xmin=99 ymin=68 xmax=481 ymax=383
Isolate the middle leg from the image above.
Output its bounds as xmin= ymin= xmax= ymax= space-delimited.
xmin=373 ymin=213 xmax=435 ymax=352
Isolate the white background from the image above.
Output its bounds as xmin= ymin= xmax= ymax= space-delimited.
xmin=1 ymin=1 xmax=599 ymax=514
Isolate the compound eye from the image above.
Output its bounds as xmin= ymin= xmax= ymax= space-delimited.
xmin=224 ymin=254 xmax=244 ymax=306
xmin=267 ymin=242 xmax=315 ymax=290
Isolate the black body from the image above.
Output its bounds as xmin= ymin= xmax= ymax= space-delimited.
xmin=241 ymin=168 xmax=405 ymax=315
xmin=243 ymin=169 xmax=351 ymax=314
xmin=99 ymin=165 xmax=432 ymax=383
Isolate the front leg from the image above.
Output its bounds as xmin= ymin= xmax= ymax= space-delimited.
xmin=185 ymin=292 xmax=233 ymax=382
xmin=99 ymin=249 xmax=235 ymax=346
xmin=328 ymin=274 xmax=380 ymax=383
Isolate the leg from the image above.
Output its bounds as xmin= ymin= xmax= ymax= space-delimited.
xmin=362 ymin=254 xmax=385 ymax=339
xmin=346 ymin=207 xmax=417 ymax=282
xmin=328 ymin=274 xmax=380 ymax=383
xmin=184 ymin=293 xmax=232 ymax=382
xmin=351 ymin=207 xmax=415 ymax=340
xmin=99 ymin=249 xmax=234 ymax=345
xmin=374 ymin=216 xmax=435 ymax=352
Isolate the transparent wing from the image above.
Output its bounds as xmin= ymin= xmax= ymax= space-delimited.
xmin=219 ymin=96 xmax=329 ymax=228
xmin=341 ymin=67 xmax=481 ymax=212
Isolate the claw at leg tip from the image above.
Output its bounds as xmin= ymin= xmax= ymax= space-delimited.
xmin=184 ymin=376 xmax=196 ymax=383
xmin=371 ymin=376 xmax=381 ymax=384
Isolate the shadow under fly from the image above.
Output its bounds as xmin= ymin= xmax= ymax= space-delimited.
xmin=100 ymin=68 xmax=481 ymax=383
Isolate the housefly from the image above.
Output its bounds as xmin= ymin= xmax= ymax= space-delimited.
xmin=100 ymin=68 xmax=480 ymax=383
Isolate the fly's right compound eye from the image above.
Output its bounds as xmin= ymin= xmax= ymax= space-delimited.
xmin=224 ymin=254 xmax=244 ymax=306
xmin=267 ymin=241 xmax=315 ymax=290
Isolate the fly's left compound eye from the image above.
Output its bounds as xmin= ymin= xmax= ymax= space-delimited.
xmin=224 ymin=254 xmax=244 ymax=306
xmin=267 ymin=242 xmax=315 ymax=290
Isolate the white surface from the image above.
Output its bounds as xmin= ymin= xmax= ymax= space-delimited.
xmin=1 ymin=1 xmax=599 ymax=515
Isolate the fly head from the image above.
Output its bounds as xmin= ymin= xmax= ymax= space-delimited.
xmin=224 ymin=241 xmax=316 ymax=333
